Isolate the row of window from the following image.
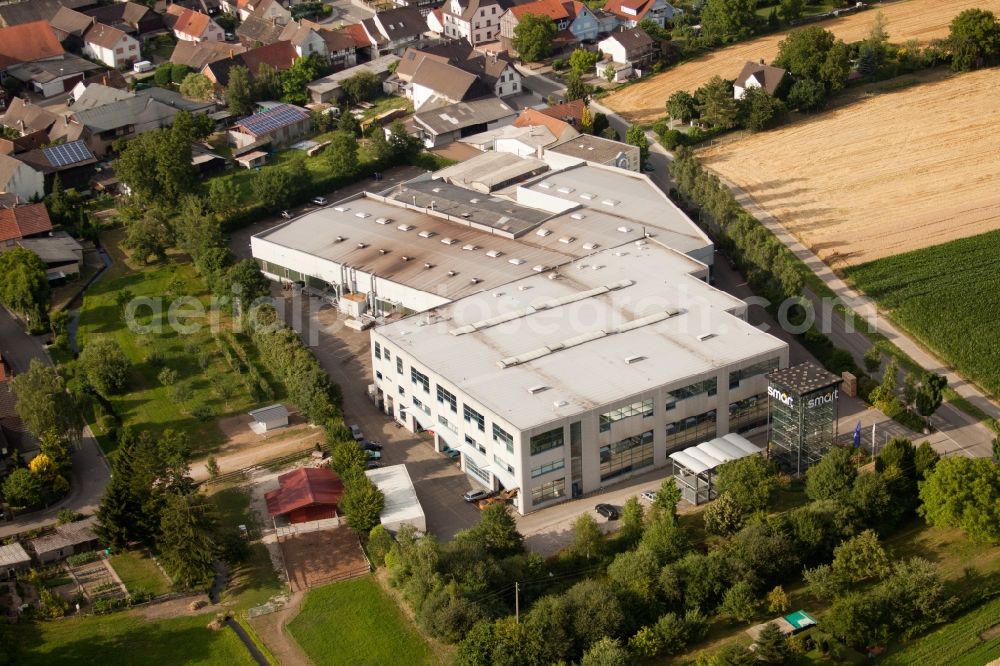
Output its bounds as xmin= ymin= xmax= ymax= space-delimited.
xmin=465 ymin=434 xmax=486 ymax=454
xmin=466 ymin=457 xmax=490 ymax=484
xmin=530 ymin=427 xmax=563 ymax=456
xmin=729 ymin=357 xmax=780 ymax=389
xmin=531 ymin=458 xmax=564 ymax=479
xmin=600 ymin=430 xmax=654 ymax=482
xmin=599 ymin=398 xmax=654 ymax=432
xmin=493 ymin=454 xmax=514 ymax=475
xmin=531 ymin=477 xmax=565 ymax=504
xmin=668 ymin=377 xmax=718 ymax=403
xmin=665 ymin=410 xmax=717 ymax=452
xmin=493 ymin=424 xmax=513 ymax=453
xmin=464 ymin=404 xmax=484 ymax=431
xmin=411 ymin=367 xmax=429 ymax=392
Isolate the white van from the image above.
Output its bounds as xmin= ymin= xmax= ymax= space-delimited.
xmin=133 ymin=60 xmax=153 ymax=73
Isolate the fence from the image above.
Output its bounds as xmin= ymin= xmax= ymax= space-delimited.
xmin=274 ymin=517 xmax=341 ymax=538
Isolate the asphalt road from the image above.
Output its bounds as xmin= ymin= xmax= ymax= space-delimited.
xmin=0 ymin=307 xmax=111 ymax=537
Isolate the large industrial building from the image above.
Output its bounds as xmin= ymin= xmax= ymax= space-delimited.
xmin=251 ymin=152 xmax=790 ymax=514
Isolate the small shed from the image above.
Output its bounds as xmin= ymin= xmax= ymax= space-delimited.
xmin=746 ymin=610 xmax=816 ymax=640
xmin=366 ymin=463 xmax=426 ymax=534
xmin=28 ymin=516 xmax=99 ymax=564
xmin=249 ymin=404 xmax=289 ymax=434
xmin=0 ymin=542 xmax=31 ymax=578
xmin=668 ymin=433 xmax=763 ymax=505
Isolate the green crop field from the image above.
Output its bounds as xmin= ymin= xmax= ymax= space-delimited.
xmin=844 ymin=229 xmax=1000 ymax=398
xmin=882 ymin=595 xmax=1000 ymax=665
xmin=287 ymin=576 xmax=435 ymax=666
xmin=108 ymin=551 xmax=171 ymax=596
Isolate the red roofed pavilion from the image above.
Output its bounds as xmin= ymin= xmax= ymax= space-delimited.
xmin=265 ymin=467 xmax=345 ymax=524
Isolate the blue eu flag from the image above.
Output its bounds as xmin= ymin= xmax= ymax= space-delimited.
xmin=853 ymin=421 xmax=862 ymax=448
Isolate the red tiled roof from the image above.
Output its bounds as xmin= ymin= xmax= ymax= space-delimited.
xmin=0 ymin=203 xmax=54 ymax=244
xmin=344 ymin=22 xmax=371 ymax=48
xmin=538 ymin=98 xmax=585 ymax=125
xmin=241 ymin=40 xmax=297 ymax=72
xmin=602 ymin=0 xmax=655 ymax=20
xmin=511 ymin=0 xmax=570 ymax=21
xmin=0 ymin=21 xmax=65 ymax=66
xmin=265 ymin=467 xmax=345 ymax=517
xmin=168 ymin=5 xmax=212 ymax=39
xmin=513 ymin=108 xmax=575 ymax=140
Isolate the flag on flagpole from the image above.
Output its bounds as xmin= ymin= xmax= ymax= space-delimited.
xmin=853 ymin=421 xmax=862 ymax=448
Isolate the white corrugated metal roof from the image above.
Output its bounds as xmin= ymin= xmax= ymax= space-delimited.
xmin=248 ymin=404 xmax=289 ymax=422
xmin=365 ymin=464 xmax=425 ymax=532
xmin=668 ymin=433 xmax=762 ymax=475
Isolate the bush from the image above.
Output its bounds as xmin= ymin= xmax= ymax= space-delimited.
xmin=659 ymin=129 xmax=685 ymax=149
xmin=191 ymin=404 xmax=215 ymax=421
xmin=66 ymin=551 xmax=100 ymax=566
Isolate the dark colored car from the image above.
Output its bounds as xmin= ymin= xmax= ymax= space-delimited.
xmin=595 ymin=503 xmax=619 ymax=520
xmin=361 ymin=440 xmax=382 ymax=451
xmin=442 ymin=447 xmax=461 ymax=460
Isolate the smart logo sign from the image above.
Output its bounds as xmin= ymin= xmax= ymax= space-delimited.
xmin=767 ymin=385 xmax=794 ymax=408
xmin=806 ymin=389 xmax=839 ymax=409
xmin=768 ymin=385 xmax=840 ymax=410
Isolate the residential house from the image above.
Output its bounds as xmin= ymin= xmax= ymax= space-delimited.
xmin=235 ymin=14 xmax=288 ymax=47
xmin=343 ymin=22 xmax=375 ymax=62
xmin=78 ymin=69 xmax=128 ymax=91
xmin=408 ymin=58 xmax=490 ymax=110
xmin=426 ymin=7 xmax=445 ymax=34
xmin=409 ymin=95 xmax=516 ymax=147
xmin=601 ymin=0 xmax=678 ymax=28
xmin=459 ymin=123 xmax=558 ymax=156
xmin=28 ymin=517 xmax=99 ymax=564
xmin=0 ymin=202 xmax=53 ymax=243
xmin=82 ymin=22 xmax=142 ymax=68
xmin=165 ymin=5 xmax=225 ymax=42
xmin=0 ymin=156 xmax=44 ymax=204
xmin=1 ymin=231 xmax=84 ymax=279
xmin=70 ymin=80 xmax=133 ymax=109
xmin=307 ymin=54 xmax=399 ymax=103
xmin=361 ymin=7 xmax=427 ymax=55
xmin=536 ymin=98 xmax=586 ymax=130
xmin=438 ymin=0 xmax=509 ymax=46
xmin=201 ymin=40 xmax=297 ymax=87
xmin=223 ymin=0 xmax=289 ymax=22
xmin=499 ymin=0 xmax=598 ymax=54
xmin=733 ymin=59 xmax=787 ymax=100
xmin=0 ymin=21 xmax=65 ymax=73
xmin=597 ymin=27 xmax=654 ymax=80
xmin=321 ymin=28 xmax=360 ymax=70
xmin=278 ymin=20 xmax=327 ymax=58
xmin=0 ymin=543 xmax=31 ymax=578
xmin=48 ymin=6 xmax=94 ymax=49
xmin=82 ymin=2 xmax=164 ymax=37
xmin=15 ymin=139 xmax=98 ymax=190
xmin=1 ymin=98 xmax=60 ymax=136
xmin=392 ymin=0 xmax=440 ymax=16
xmin=391 ymin=43 xmax=521 ymax=101
xmin=229 ymin=103 xmax=310 ymax=149
xmin=0 ymin=0 xmax=92 ymax=28
xmin=545 ymin=132 xmax=640 ymax=170
xmin=4 ymin=55 xmax=101 ymax=97
xmin=512 ymin=107 xmax=579 ymax=142
xmin=170 ymin=39 xmax=245 ymax=70
xmin=0 ymin=130 xmax=49 ymax=156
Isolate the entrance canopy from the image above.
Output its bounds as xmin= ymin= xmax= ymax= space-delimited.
xmin=668 ymin=433 xmax=762 ymax=505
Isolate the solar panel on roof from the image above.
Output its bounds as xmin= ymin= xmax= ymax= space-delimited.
xmin=42 ymin=140 xmax=94 ymax=168
xmin=239 ymin=104 xmax=308 ymax=136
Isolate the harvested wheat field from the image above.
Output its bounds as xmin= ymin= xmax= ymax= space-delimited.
xmin=698 ymin=68 xmax=1000 ymax=267
xmin=605 ymin=0 xmax=1000 ymax=124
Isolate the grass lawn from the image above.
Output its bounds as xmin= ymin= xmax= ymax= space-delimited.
xmin=77 ymin=230 xmax=269 ymax=456
xmin=287 ymin=576 xmax=436 ymax=666
xmin=11 ymin=612 xmax=254 ymax=666
xmin=209 ymin=486 xmax=284 ymax=610
xmin=882 ymin=594 xmax=1000 ymax=665
xmin=108 ymin=551 xmax=171 ymax=596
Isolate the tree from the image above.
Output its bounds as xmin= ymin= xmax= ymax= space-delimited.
xmin=580 ymin=105 xmax=593 ymax=133
xmin=915 ymin=372 xmax=947 ymax=417
xmin=340 ymin=70 xmax=382 ymax=104
xmin=602 ymin=64 xmax=615 ymax=83
xmin=207 ymin=178 xmax=242 ymax=220
xmin=914 ymin=440 xmax=940 ymax=479
xmin=79 ymin=338 xmax=130 ymax=395
xmin=225 ymin=259 xmax=271 ymax=313
xmin=340 ymin=475 xmax=386 ymax=533
xmin=773 ymin=26 xmax=851 ymax=92
xmin=373 ymin=120 xmax=422 ymax=166
xmin=701 ymin=0 xmax=757 ymax=42
xmin=171 ymin=109 xmax=213 ymax=142
xmin=281 ymin=55 xmax=319 ymax=105
xmin=10 ymin=360 xmax=81 ymax=443
xmin=158 ymin=491 xmax=217 ymax=589
xmin=368 ymin=524 xmax=395 ymax=566
xmin=29 ymin=453 xmax=69 ymax=502
xmin=703 ymin=492 xmax=746 ymax=537
xmin=226 ymin=64 xmax=253 ymax=116
xmin=832 ymin=529 xmax=889 ymax=582
xmin=565 ymin=70 xmax=591 ymax=101
xmin=754 ymin=622 xmax=791 ymax=664
xmin=918 ymin=456 xmax=1000 ymax=542
xmin=608 ymin=548 xmax=659 ymax=603
xmin=171 ymin=63 xmax=192 ymax=84
xmin=39 ymin=429 xmax=71 ymax=474
xmin=174 ymin=195 xmax=222 ymax=262
xmin=569 ymin=48 xmax=599 ymax=74
xmin=513 ymin=13 xmax=557 ymax=62
xmin=253 ymin=63 xmax=282 ymax=100
xmin=948 ymin=8 xmax=1000 ymax=71
xmin=766 ymin=585 xmax=790 ymax=613
xmin=863 ymin=346 xmax=882 ymax=373
xmin=251 ymin=165 xmax=296 ymax=212
xmin=666 ymin=90 xmax=697 ymax=123
xmin=718 ymin=580 xmax=760 ymax=623
xmin=696 ymin=76 xmax=739 ymax=129
xmin=154 ymin=62 xmax=173 ymax=86
xmin=205 ymin=455 xmax=219 ymax=479
xmin=777 ymin=0 xmax=802 ymax=22
xmin=592 ymin=112 xmax=610 ymax=136
xmin=625 ymin=125 xmax=649 ymax=168
xmin=802 ymin=563 xmax=847 ymax=601
xmin=805 ymin=447 xmax=857 ymax=502
xmin=739 ymin=87 xmax=786 ymax=131
xmin=571 ymin=513 xmax=604 ymax=560
xmin=786 ymin=78 xmax=826 ymax=112
xmin=469 ymin=503 xmax=524 ymax=556
xmin=652 ymin=477 xmax=682 ymax=520
xmin=618 ymin=496 xmax=644 ymax=546
xmin=338 ymin=109 xmax=360 ymax=136
xmin=124 ymin=210 xmax=173 ymax=264
xmin=716 ymin=455 xmax=778 ymax=513
xmin=116 ymin=128 xmax=196 ymax=205
xmin=325 ymin=130 xmax=360 ymax=177
xmin=581 ymin=637 xmax=629 ymax=666
xmin=2 ymin=468 xmax=43 ymax=509
xmin=0 ymin=247 xmax=51 ymax=329
xmin=639 ymin=508 xmax=688 ymax=564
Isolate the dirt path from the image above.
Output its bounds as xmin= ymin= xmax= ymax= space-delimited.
xmin=604 ymin=0 xmax=1000 ymax=124
xmin=190 ymin=422 xmax=323 ymax=481
xmin=248 ymin=590 xmax=311 ymax=666
xmin=131 ymin=593 xmax=214 ymax=620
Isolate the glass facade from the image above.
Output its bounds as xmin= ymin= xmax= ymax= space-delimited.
xmin=493 ymin=424 xmax=513 ymax=451
xmin=531 ymin=477 xmax=565 ymax=504
xmin=463 ymin=405 xmax=485 ymax=431
xmin=600 ymin=430 xmax=654 ymax=481
xmin=668 ymin=377 xmax=717 ymax=401
xmin=466 ymin=457 xmax=490 ymax=484
xmin=729 ymin=357 xmax=780 ymax=389
xmin=599 ymin=398 xmax=654 ymax=432
xmin=437 ymin=385 xmax=457 ymax=412
xmin=729 ymin=394 xmax=768 ymax=432
xmin=665 ymin=410 xmax=717 ymax=453
xmin=530 ymin=427 xmax=564 ymax=455
xmin=770 ymin=385 xmax=839 ymax=475
xmin=531 ymin=459 xmax=565 ymax=478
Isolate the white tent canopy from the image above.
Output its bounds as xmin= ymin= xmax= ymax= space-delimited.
xmin=668 ymin=433 xmax=763 ymax=504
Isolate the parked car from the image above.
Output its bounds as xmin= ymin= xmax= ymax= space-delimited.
xmin=463 ymin=489 xmax=491 ymax=503
xmin=442 ymin=447 xmax=461 ymax=460
xmin=640 ymin=490 xmax=658 ymax=503
xmin=595 ymin=503 xmax=619 ymax=520
xmin=361 ymin=440 xmax=382 ymax=451
xmin=366 ymin=450 xmax=382 ymax=460
xmin=280 ymin=210 xmax=291 ymax=219
xmin=349 ymin=424 xmax=363 ymax=441
xmin=311 ymin=197 xmax=327 ymax=206
xmin=365 ymin=460 xmax=382 ymax=469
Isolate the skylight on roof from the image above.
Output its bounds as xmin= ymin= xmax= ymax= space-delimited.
xmin=538 ymin=181 xmax=553 ymax=189
xmin=558 ymin=236 xmax=575 ymax=244
xmin=508 ymin=258 xmax=525 ymax=265
xmin=375 ymin=217 xmax=392 ymax=225
xmin=418 ymin=230 xmax=435 ymax=238
xmin=397 ymin=224 xmax=414 ymax=231
xmin=602 ymin=199 xmax=621 ymax=207
xmin=557 ymin=186 xmax=574 ymax=194
xmin=486 ymin=249 xmax=502 ymax=258
xmin=579 ymin=193 xmax=595 ymax=200
xmin=536 ymin=228 xmax=551 ymax=237
xmin=355 ymin=212 xmax=369 ymax=218
xmin=570 ymin=213 xmax=585 ymax=220
xmin=462 ymin=244 xmax=478 ymax=251
xmin=441 ymin=237 xmax=457 ymax=245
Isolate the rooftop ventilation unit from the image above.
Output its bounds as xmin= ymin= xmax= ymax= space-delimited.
xmin=432 ymin=187 xmax=441 ymax=193
xmin=357 ymin=242 xmax=367 ymax=249
xmin=418 ymin=230 xmax=435 ymax=238
xmin=379 ymin=248 xmax=388 ymax=254
xmin=553 ymin=400 xmax=568 ymax=408
xmin=401 ymin=255 xmax=411 ymax=261
xmin=557 ymin=186 xmax=574 ymax=194
xmin=624 ymin=355 xmax=646 ymax=365
xmin=424 ymin=262 xmax=433 ymax=269
xmin=397 ymin=224 xmax=414 ymax=231
xmin=603 ymin=199 xmax=621 ymax=207
xmin=508 ymin=258 xmax=525 ymax=265
xmin=583 ymin=242 xmax=598 ymax=250
xmin=538 ymin=181 xmax=553 ymax=189
xmin=528 ymin=385 xmax=549 ymax=395
xmin=334 ymin=236 xmax=344 ymax=242
xmin=470 ymin=198 xmax=479 ymax=203
xmin=570 ymin=213 xmax=585 ymax=220
xmin=579 ymin=193 xmax=595 ymax=200
xmin=518 ymin=285 xmax=530 ymax=291
xmin=461 ymin=212 xmax=471 ymax=218
xmin=470 ymin=277 xmax=481 ymax=284
xmin=698 ymin=333 xmax=716 ymax=342
xmin=375 ymin=217 xmax=391 ymax=225
xmin=334 ymin=206 xmax=349 ymax=212
xmin=448 ymin=270 xmax=457 ymax=276
xmin=536 ymin=228 xmax=551 ymax=237
xmin=355 ymin=212 xmax=369 ymax=219
xmin=486 ymin=249 xmax=502 ymax=258
xmin=558 ymin=236 xmax=575 ymax=244
xmin=532 ymin=265 xmax=547 ymax=272
xmin=462 ymin=244 xmax=478 ymax=251
xmin=617 ymin=226 xmax=632 ymax=233
xmin=441 ymin=237 xmax=457 ymax=245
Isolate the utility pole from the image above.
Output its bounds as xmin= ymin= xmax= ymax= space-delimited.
xmin=515 ymin=581 xmax=519 ymax=624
